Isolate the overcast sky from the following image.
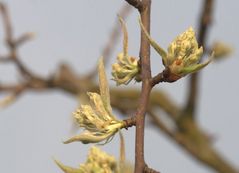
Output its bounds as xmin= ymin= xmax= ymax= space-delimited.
xmin=0 ymin=1 xmax=238 ymax=173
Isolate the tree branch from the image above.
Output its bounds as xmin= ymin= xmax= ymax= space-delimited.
xmin=134 ymin=1 xmax=152 ymax=171
xmin=1 ymin=2 xmax=238 ymax=173
xmin=124 ymin=0 xmax=144 ymax=11
xmin=184 ymin=0 xmax=214 ymax=118
xmin=150 ymin=110 xmax=239 ymax=173
xmin=144 ymin=165 xmax=160 ymax=173
xmin=124 ymin=0 xmax=154 ymax=172
xmin=151 ymin=72 xmax=164 ymax=87
xmin=0 ymin=2 xmax=36 ymax=79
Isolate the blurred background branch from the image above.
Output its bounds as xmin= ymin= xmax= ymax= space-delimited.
xmin=0 ymin=1 xmax=238 ymax=173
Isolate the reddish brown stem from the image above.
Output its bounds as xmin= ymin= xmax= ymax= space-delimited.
xmin=151 ymin=72 xmax=164 ymax=87
xmin=124 ymin=0 xmax=144 ymax=11
xmin=134 ymin=3 xmax=152 ymax=171
xmin=144 ymin=165 xmax=160 ymax=173
xmin=123 ymin=116 xmax=136 ymax=129
xmin=124 ymin=0 xmax=152 ymax=172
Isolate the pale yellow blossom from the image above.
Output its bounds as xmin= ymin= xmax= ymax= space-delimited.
xmin=112 ymin=16 xmax=140 ymax=85
xmin=139 ymin=18 xmax=213 ymax=82
xmin=55 ymin=146 xmax=118 ymax=173
xmin=64 ymin=58 xmax=124 ymax=144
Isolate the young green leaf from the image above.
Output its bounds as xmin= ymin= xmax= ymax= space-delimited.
xmin=98 ymin=57 xmax=112 ymax=114
xmin=118 ymin=15 xmax=128 ymax=58
xmin=139 ymin=17 xmax=167 ymax=63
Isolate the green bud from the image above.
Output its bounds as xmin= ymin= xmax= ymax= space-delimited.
xmin=112 ymin=53 xmax=140 ymax=86
xmin=54 ymin=160 xmax=82 ymax=173
xmin=167 ymin=27 xmax=212 ymax=78
xmin=139 ymin=17 xmax=213 ymax=82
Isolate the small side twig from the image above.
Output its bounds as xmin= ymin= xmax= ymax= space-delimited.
xmin=0 ymin=2 xmax=35 ymax=79
xmin=144 ymin=165 xmax=160 ymax=173
xmin=151 ymin=72 xmax=164 ymax=87
xmin=123 ymin=116 xmax=136 ymax=129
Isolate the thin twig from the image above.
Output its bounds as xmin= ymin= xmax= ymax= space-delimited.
xmin=147 ymin=110 xmax=174 ymax=138
xmin=151 ymin=110 xmax=239 ymax=173
xmin=151 ymin=72 xmax=164 ymax=87
xmin=1 ymin=2 xmax=238 ymax=173
xmin=0 ymin=2 xmax=35 ymax=78
xmin=0 ymin=3 xmax=13 ymax=44
xmin=144 ymin=165 xmax=160 ymax=173
xmin=124 ymin=0 xmax=144 ymax=11
xmin=124 ymin=0 xmax=154 ymax=172
xmin=184 ymin=0 xmax=214 ymax=117
xmin=123 ymin=116 xmax=136 ymax=129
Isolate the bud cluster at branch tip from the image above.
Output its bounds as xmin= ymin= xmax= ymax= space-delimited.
xmin=64 ymin=58 xmax=125 ymax=144
xmin=139 ymin=17 xmax=214 ymax=82
xmin=55 ymin=146 xmax=118 ymax=173
xmin=112 ymin=16 xmax=140 ymax=85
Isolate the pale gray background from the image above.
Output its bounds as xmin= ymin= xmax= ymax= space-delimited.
xmin=0 ymin=0 xmax=238 ymax=173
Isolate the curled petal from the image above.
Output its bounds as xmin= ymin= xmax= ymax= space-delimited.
xmin=179 ymin=52 xmax=214 ymax=76
xmin=54 ymin=160 xmax=82 ymax=173
xmin=63 ymin=131 xmax=113 ymax=144
xmin=64 ymin=121 xmax=124 ymax=144
xmin=87 ymin=92 xmax=114 ymax=121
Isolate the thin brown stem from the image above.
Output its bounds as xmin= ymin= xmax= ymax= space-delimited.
xmin=124 ymin=0 xmax=144 ymax=11
xmin=151 ymin=110 xmax=239 ymax=173
xmin=123 ymin=116 xmax=136 ymax=129
xmin=0 ymin=3 xmax=13 ymax=44
xmin=151 ymin=72 xmax=164 ymax=87
xmin=148 ymin=110 xmax=174 ymax=138
xmin=144 ymin=165 xmax=160 ymax=173
xmin=0 ymin=2 xmax=35 ymax=78
xmin=124 ymin=0 xmax=153 ymax=172
xmin=136 ymin=3 xmax=152 ymax=173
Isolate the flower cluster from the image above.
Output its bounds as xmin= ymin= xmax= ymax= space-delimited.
xmin=55 ymin=146 xmax=118 ymax=173
xmin=112 ymin=17 xmax=140 ymax=85
xmin=55 ymin=146 xmax=133 ymax=173
xmin=112 ymin=53 xmax=140 ymax=85
xmin=139 ymin=18 xmax=213 ymax=82
xmin=64 ymin=58 xmax=124 ymax=144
